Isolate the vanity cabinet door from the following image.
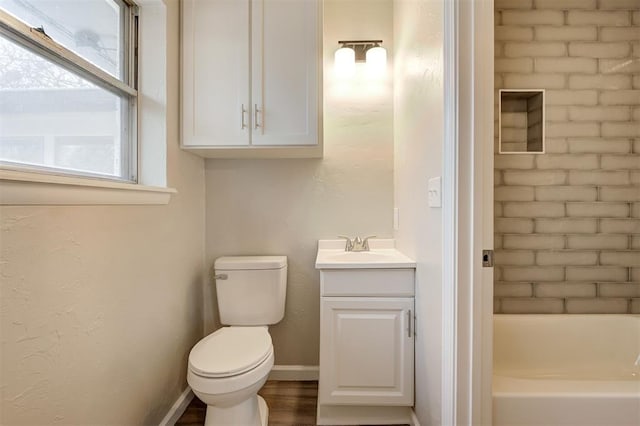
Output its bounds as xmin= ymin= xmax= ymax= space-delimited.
xmin=319 ymin=297 xmax=414 ymax=406
xmin=182 ymin=0 xmax=250 ymax=147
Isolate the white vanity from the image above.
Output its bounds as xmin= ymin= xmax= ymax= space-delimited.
xmin=315 ymin=239 xmax=416 ymax=425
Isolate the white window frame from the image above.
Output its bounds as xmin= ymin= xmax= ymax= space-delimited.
xmin=0 ymin=0 xmax=174 ymax=205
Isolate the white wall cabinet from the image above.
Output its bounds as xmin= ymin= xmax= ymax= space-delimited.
xmin=181 ymin=0 xmax=322 ymax=158
xmin=319 ymin=297 xmax=414 ymax=406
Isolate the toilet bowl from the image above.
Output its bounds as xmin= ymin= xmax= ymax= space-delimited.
xmin=188 ymin=326 xmax=274 ymax=426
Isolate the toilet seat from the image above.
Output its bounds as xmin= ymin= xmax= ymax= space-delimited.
xmin=189 ymin=327 xmax=272 ymax=378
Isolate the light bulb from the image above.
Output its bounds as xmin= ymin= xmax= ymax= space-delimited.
xmin=365 ymin=46 xmax=387 ymax=78
xmin=334 ymin=46 xmax=355 ymax=78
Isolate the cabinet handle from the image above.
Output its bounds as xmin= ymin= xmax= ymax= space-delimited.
xmin=407 ymin=309 xmax=412 ymax=337
xmin=241 ymin=104 xmax=247 ymax=129
xmin=254 ymin=104 xmax=260 ymax=129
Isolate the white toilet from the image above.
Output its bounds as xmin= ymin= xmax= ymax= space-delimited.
xmin=187 ymin=256 xmax=287 ymax=426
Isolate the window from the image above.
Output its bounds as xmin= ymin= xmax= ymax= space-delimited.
xmin=0 ymin=0 xmax=138 ymax=182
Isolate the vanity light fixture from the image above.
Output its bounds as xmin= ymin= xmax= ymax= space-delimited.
xmin=334 ymin=40 xmax=386 ymax=77
xmin=334 ymin=44 xmax=356 ymax=77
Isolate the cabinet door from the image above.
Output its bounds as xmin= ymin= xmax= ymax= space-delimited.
xmin=251 ymin=0 xmax=320 ymax=146
xmin=182 ymin=0 xmax=250 ymax=147
xmin=319 ymin=297 xmax=414 ymax=406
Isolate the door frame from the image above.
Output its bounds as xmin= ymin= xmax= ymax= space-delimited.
xmin=442 ymin=0 xmax=494 ymax=425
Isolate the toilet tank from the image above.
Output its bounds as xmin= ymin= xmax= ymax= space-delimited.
xmin=214 ymin=256 xmax=287 ymax=326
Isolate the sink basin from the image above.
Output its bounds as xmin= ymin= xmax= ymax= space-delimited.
xmin=315 ymin=239 xmax=416 ymax=269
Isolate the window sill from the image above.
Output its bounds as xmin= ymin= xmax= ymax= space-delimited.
xmin=0 ymin=169 xmax=176 ymax=206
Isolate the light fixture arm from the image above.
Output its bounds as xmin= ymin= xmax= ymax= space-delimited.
xmin=338 ymin=39 xmax=384 ymax=62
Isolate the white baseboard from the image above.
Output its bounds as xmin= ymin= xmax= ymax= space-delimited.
xmin=410 ymin=409 xmax=421 ymax=426
xmin=268 ymin=365 xmax=319 ymax=381
xmin=158 ymin=386 xmax=194 ymax=426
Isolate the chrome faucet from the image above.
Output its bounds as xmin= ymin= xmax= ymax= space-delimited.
xmin=338 ymin=235 xmax=376 ymax=252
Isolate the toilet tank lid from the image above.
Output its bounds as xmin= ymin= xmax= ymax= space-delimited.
xmin=215 ymin=256 xmax=287 ymax=270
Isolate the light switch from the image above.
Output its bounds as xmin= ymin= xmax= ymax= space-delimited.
xmin=428 ymin=176 xmax=442 ymax=208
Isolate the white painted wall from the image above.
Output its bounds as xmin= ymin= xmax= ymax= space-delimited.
xmin=0 ymin=1 xmax=206 ymax=424
xmin=393 ymin=1 xmax=444 ymax=425
xmin=204 ymin=0 xmax=394 ymax=366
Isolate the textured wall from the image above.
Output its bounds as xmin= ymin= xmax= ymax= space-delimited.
xmin=204 ymin=0 xmax=394 ymax=366
xmin=0 ymin=1 xmax=206 ymax=424
xmin=494 ymin=0 xmax=640 ymax=314
xmin=393 ymin=0 xmax=444 ymax=424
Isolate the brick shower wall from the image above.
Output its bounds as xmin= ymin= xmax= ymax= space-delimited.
xmin=494 ymin=0 xmax=640 ymax=314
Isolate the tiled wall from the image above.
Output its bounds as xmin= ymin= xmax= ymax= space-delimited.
xmin=494 ymin=0 xmax=640 ymax=314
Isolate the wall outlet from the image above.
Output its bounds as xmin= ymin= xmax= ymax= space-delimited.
xmin=428 ymin=176 xmax=442 ymax=208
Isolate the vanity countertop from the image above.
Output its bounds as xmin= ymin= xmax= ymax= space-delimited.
xmin=315 ymin=239 xmax=416 ymax=269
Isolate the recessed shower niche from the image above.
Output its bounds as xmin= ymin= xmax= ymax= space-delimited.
xmin=498 ymin=90 xmax=545 ymax=154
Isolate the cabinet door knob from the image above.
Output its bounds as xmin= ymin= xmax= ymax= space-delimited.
xmin=254 ymin=104 xmax=261 ymax=129
xmin=241 ymin=104 xmax=247 ymax=129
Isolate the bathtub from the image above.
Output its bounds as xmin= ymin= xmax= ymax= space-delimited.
xmin=493 ymin=315 xmax=640 ymax=426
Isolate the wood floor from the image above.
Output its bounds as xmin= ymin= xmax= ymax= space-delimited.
xmin=174 ymin=381 xmax=407 ymax=426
